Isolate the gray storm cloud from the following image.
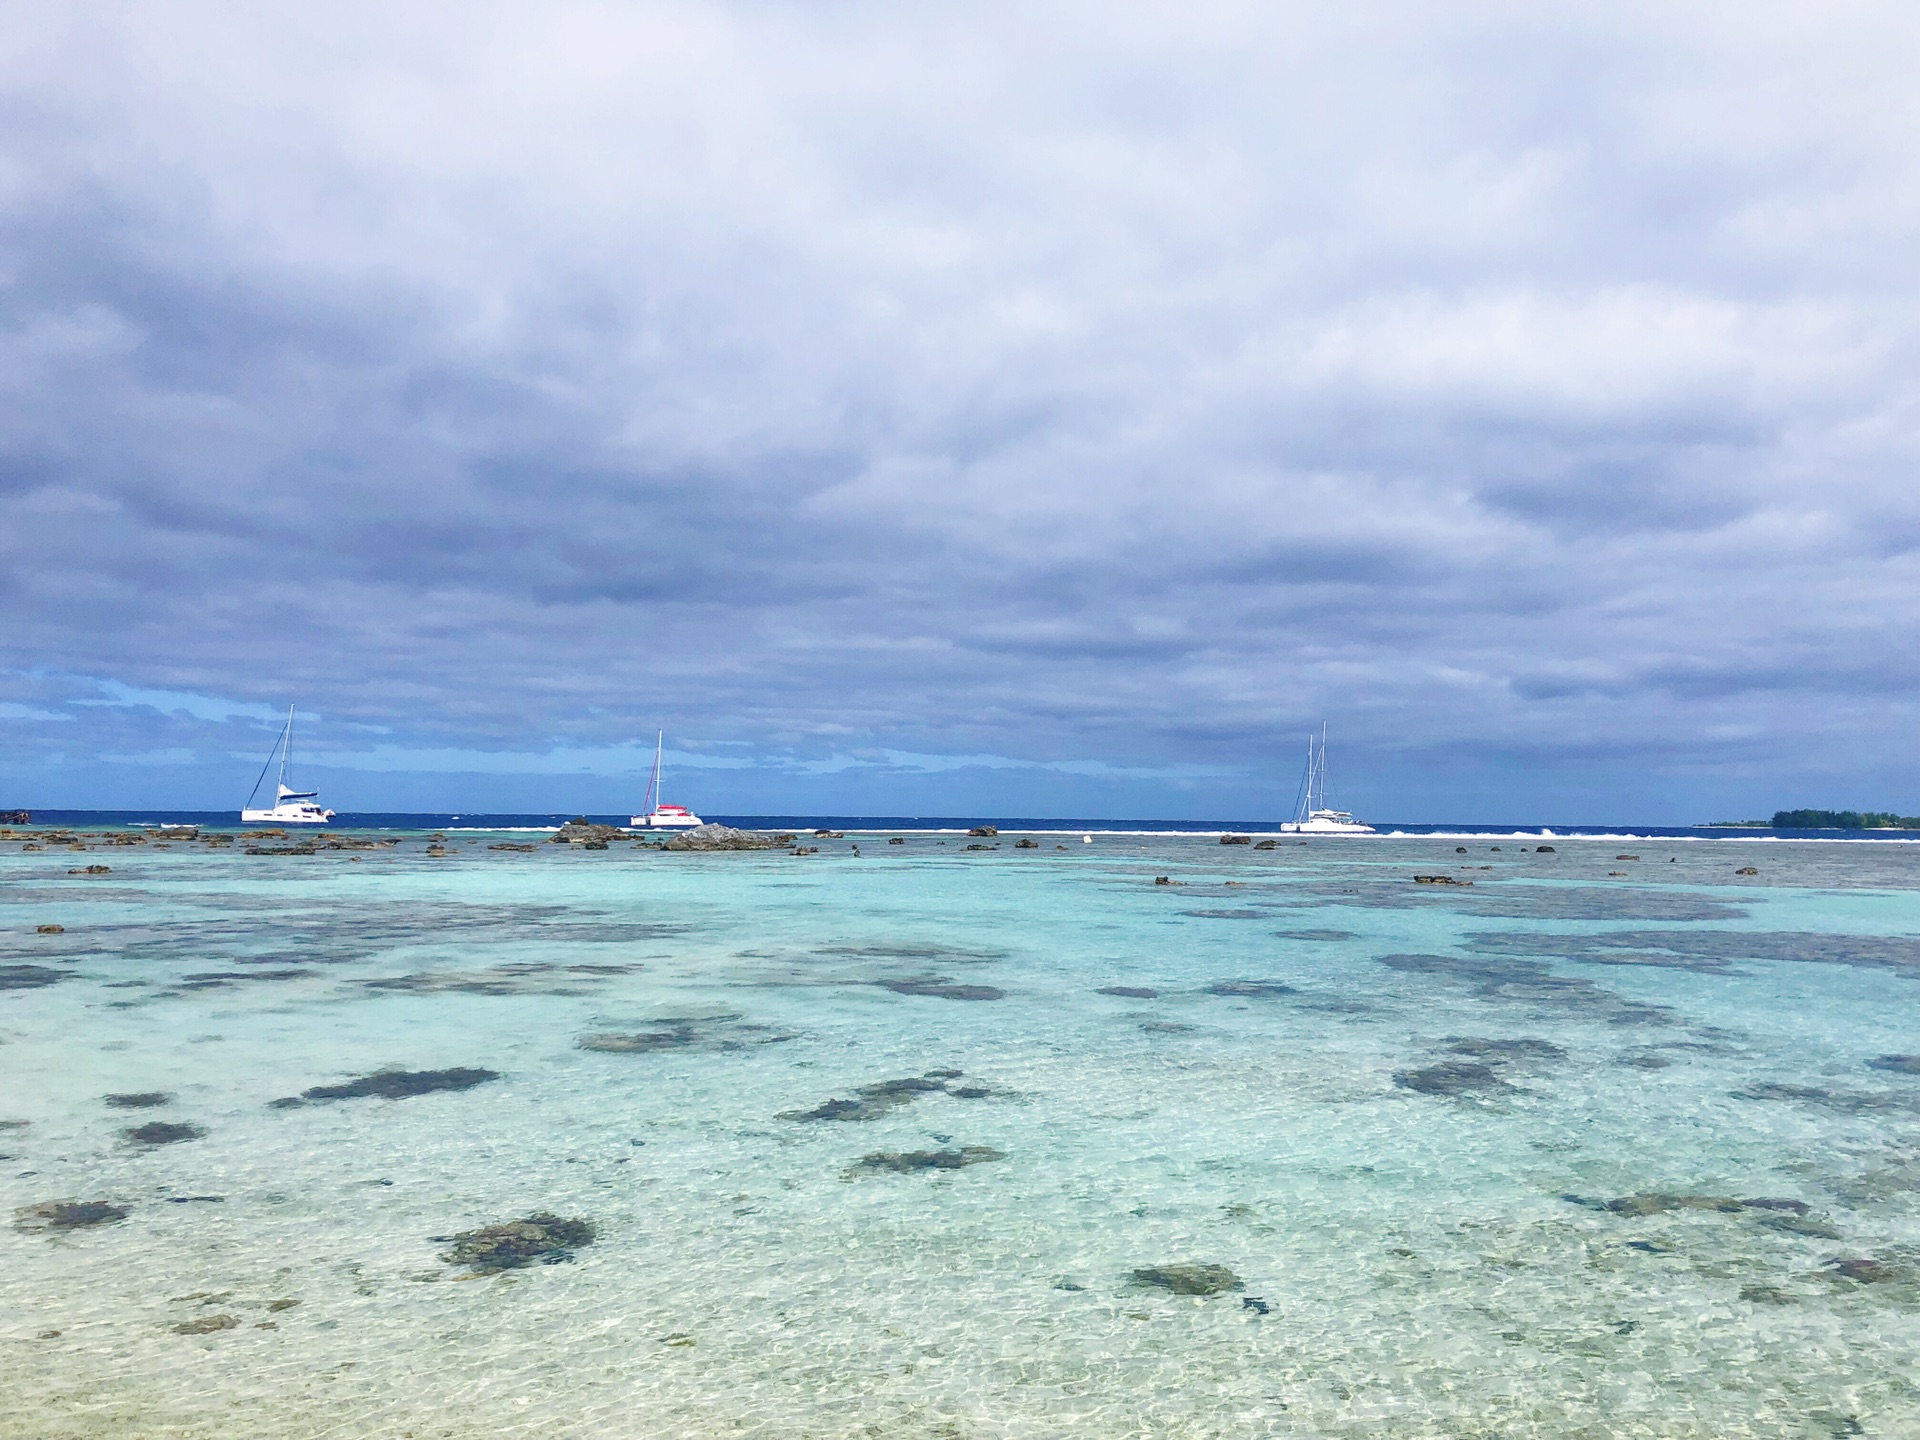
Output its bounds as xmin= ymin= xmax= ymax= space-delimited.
xmin=2 ymin=1 xmax=1918 ymax=818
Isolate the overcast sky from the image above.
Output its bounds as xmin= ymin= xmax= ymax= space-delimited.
xmin=4 ymin=1 xmax=1919 ymax=820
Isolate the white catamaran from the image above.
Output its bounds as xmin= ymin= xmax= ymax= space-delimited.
xmin=241 ymin=706 xmax=335 ymax=825
xmin=630 ymin=730 xmax=704 ymax=830
xmin=1279 ymin=725 xmax=1375 ymax=834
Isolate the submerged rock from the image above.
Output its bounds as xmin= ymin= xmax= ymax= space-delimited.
xmin=1868 ymin=1054 xmax=1920 ymax=1075
xmin=872 ymin=976 xmax=1004 ymax=1000
xmin=104 ymin=1092 xmax=172 ymax=1109
xmin=579 ymin=1026 xmax=699 ymax=1053
xmin=1604 ymin=1193 xmax=1745 ymax=1217
xmin=1131 ymin=1263 xmax=1242 ymax=1296
xmin=275 ymin=1067 xmax=500 ymax=1107
xmin=663 ymin=824 xmax=778 ymax=852
xmin=14 ymin=1200 xmax=130 ymax=1231
xmin=1820 ymin=1257 xmax=1911 ymax=1285
xmin=439 ymin=1212 xmax=596 ymax=1273
xmin=848 ymin=1146 xmax=1005 ymax=1173
xmin=122 ymin=1121 xmax=206 ymax=1146
xmin=1098 ymin=985 xmax=1159 ymax=998
xmin=1205 ymin=979 xmax=1298 ymax=997
xmin=1441 ymin=1037 xmax=1567 ymax=1060
xmin=778 ymin=1072 xmax=994 ymax=1122
xmin=364 ymin=962 xmax=636 ymax=996
xmin=1755 ymin=1213 xmax=1844 ymax=1239
xmin=171 ymin=1314 xmax=238 ymax=1335
xmin=1393 ymin=1062 xmax=1513 ymax=1096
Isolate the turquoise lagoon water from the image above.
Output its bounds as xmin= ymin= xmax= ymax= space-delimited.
xmin=3 ymin=831 xmax=1919 ymax=1438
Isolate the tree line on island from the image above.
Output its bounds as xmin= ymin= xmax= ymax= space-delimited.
xmin=1769 ymin=809 xmax=1920 ymax=829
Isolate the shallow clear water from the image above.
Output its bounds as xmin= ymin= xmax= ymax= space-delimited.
xmin=4 ymin=831 xmax=1919 ymax=1438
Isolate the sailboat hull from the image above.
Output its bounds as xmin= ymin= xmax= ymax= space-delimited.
xmin=242 ymin=805 xmax=334 ymax=825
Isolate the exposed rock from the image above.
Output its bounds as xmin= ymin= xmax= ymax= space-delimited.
xmin=872 ymin=976 xmax=1004 ymax=1000
xmin=1535 ymin=845 xmax=1555 ymax=853
xmin=967 ymin=826 xmax=998 ymax=837
xmin=1131 ymin=1263 xmax=1242 ymax=1296
xmin=663 ymin=824 xmax=777 ymax=851
xmin=888 ymin=837 xmax=905 ymax=844
xmin=439 ymin=1212 xmax=596 ymax=1273
xmin=105 ymin=1092 xmax=172 ymax=1109
xmin=1014 ymin=838 xmax=1039 ymax=849
xmin=14 ymin=1200 xmax=130 ymax=1231
xmin=1414 ymin=875 xmax=1472 ymax=886
xmin=963 ymin=843 xmax=997 ymax=851
xmin=549 ymin=819 xmax=628 ymax=845
xmin=1098 ymin=985 xmax=1159 ymax=998
xmin=0 ymin=965 xmax=65 ymax=990
xmin=1735 ymin=866 xmax=1758 ymax=876
xmin=172 ymin=1314 xmax=238 ymax=1334
xmin=68 ymin=864 xmax=112 ymax=875
xmin=1253 ymin=839 xmax=1278 ymax=849
xmin=1393 ymin=1062 xmax=1513 ymax=1096
xmin=848 ymin=1146 xmax=1005 ymax=1174
xmin=34 ymin=924 xmax=64 ymax=934
xmin=1220 ymin=835 xmax=1251 ymax=845
xmin=274 ymin=1067 xmax=500 ymax=1107
xmin=122 ymin=1121 xmax=206 ymax=1146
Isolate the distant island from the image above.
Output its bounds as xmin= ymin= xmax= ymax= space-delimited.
xmin=1766 ymin=809 xmax=1920 ymax=830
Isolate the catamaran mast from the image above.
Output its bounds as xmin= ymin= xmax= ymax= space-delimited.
xmin=643 ymin=730 xmax=662 ymax=815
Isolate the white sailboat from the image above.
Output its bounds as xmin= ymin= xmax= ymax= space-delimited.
xmin=630 ymin=731 xmax=703 ymax=830
xmin=241 ymin=707 xmax=335 ymax=825
xmin=1278 ymin=725 xmax=1375 ymax=834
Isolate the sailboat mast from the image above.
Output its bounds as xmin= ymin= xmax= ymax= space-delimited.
xmin=643 ymin=730 xmax=662 ymax=815
xmin=280 ymin=706 xmax=294 ymax=791
xmin=1318 ymin=721 xmax=1328 ymax=813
